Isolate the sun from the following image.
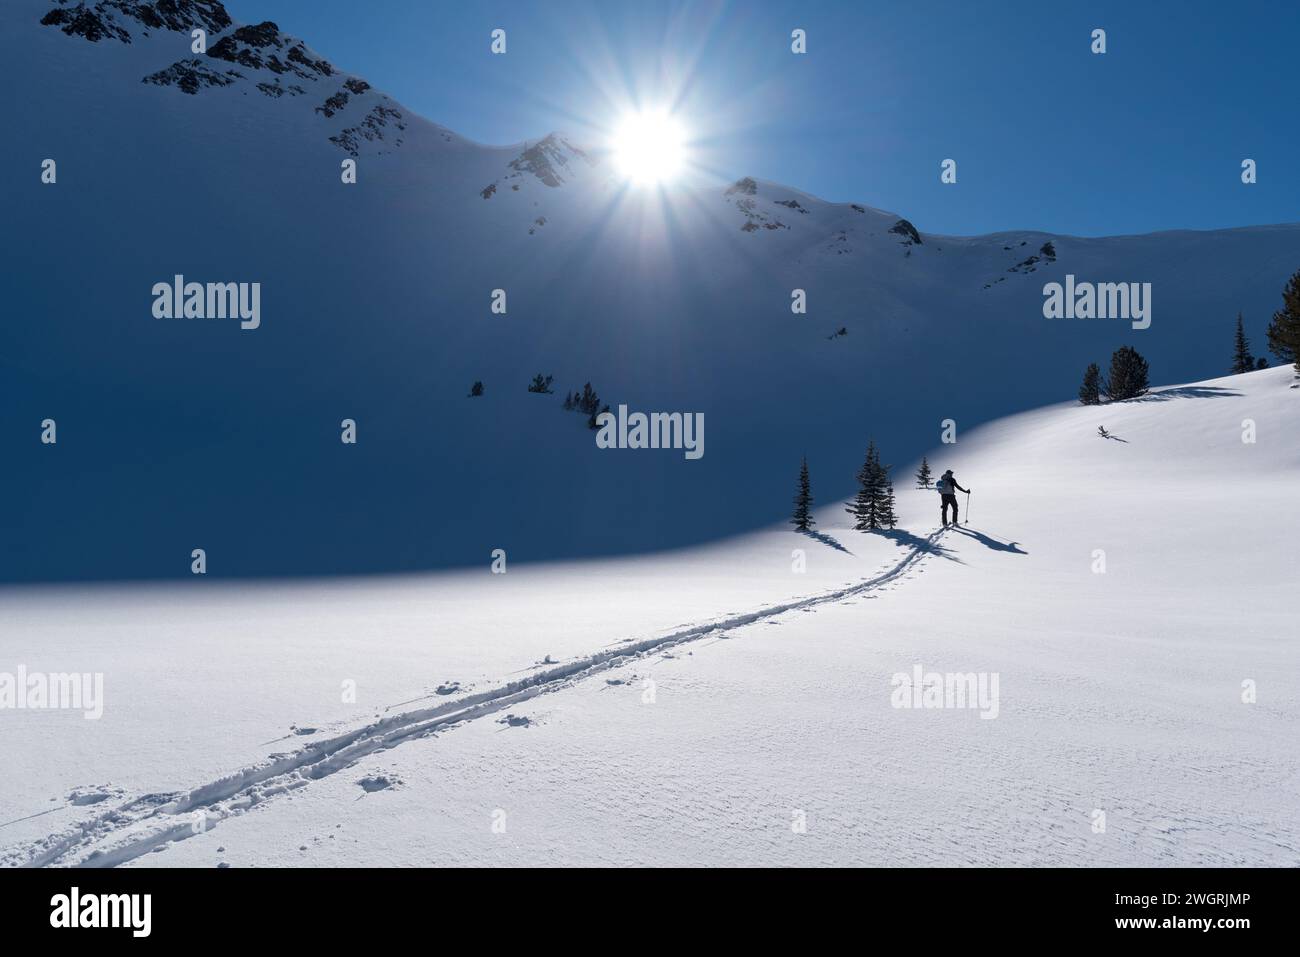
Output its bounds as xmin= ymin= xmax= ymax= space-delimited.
xmin=611 ymin=110 xmax=687 ymax=185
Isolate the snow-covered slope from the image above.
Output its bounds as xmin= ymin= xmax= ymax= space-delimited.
xmin=4 ymin=0 xmax=1300 ymax=584
xmin=2 ymin=366 xmax=1296 ymax=866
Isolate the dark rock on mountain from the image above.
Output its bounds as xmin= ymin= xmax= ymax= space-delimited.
xmin=286 ymin=42 xmax=332 ymax=77
xmin=40 ymin=0 xmax=232 ymax=42
xmin=226 ymin=19 xmax=277 ymax=46
xmin=256 ymin=79 xmax=305 ymax=97
xmin=143 ymin=57 xmax=241 ymax=94
xmin=41 ymin=3 xmax=131 ymax=42
xmin=1007 ymin=242 xmax=1057 ymax=275
xmin=316 ymin=90 xmax=349 ymax=117
xmin=135 ymin=0 xmax=231 ymax=33
xmin=889 ymin=218 xmax=922 ymax=245
xmin=330 ymin=104 xmax=405 ymax=155
xmin=207 ymin=20 xmax=333 ymax=80
xmin=507 ymin=134 xmax=593 ymax=188
xmin=40 ymin=2 xmax=413 ymax=157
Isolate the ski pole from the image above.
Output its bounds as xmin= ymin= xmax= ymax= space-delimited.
xmin=965 ymin=490 xmax=971 ymax=525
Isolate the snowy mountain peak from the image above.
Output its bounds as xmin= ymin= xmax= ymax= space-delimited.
xmin=40 ymin=0 xmax=232 ymax=42
xmin=37 ymin=0 xmax=413 ymax=156
xmin=8 ymin=0 xmax=1300 ymax=584
xmin=507 ymin=132 xmax=599 ymax=186
xmin=479 ymin=132 xmax=601 ymax=202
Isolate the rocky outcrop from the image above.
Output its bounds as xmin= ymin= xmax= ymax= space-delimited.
xmin=890 ymin=218 xmax=923 ymax=246
xmin=315 ymin=90 xmax=349 ymax=117
xmin=256 ymin=80 xmax=306 ymax=97
xmin=207 ymin=21 xmax=334 ymax=80
xmin=40 ymin=3 xmax=132 ymax=42
xmin=143 ymin=58 xmax=241 ymax=94
xmin=39 ymin=3 xmax=422 ymax=157
xmin=733 ymin=195 xmax=788 ymax=232
xmin=1007 ymin=241 xmax=1058 ymax=274
xmin=330 ymin=104 xmax=405 ymax=156
xmin=725 ymin=177 xmax=758 ymax=196
xmin=40 ymin=0 xmax=232 ymax=43
xmin=506 ymin=134 xmax=593 ymax=188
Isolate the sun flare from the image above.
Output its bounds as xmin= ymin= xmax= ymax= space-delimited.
xmin=611 ymin=111 xmax=687 ymax=185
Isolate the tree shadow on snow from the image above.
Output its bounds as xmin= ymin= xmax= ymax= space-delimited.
xmin=1131 ymin=385 xmax=1240 ymax=403
xmin=880 ymin=528 xmax=964 ymax=564
xmin=800 ymin=529 xmax=853 ymax=554
xmin=949 ymin=526 xmax=1028 ymax=555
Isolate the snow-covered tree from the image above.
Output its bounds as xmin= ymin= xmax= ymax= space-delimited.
xmin=791 ymin=457 xmax=815 ymax=531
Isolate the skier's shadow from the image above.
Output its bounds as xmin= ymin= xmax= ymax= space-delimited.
xmin=949 ymin=526 xmax=1027 ymax=555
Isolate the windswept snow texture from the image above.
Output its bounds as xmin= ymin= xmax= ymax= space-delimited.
xmin=4 ymin=0 xmax=1300 ymax=580
xmin=2 ymin=368 xmax=1297 ymax=866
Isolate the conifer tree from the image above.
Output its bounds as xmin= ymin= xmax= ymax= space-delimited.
xmin=846 ymin=441 xmax=896 ymax=531
xmin=846 ymin=444 xmax=877 ymax=531
xmin=1078 ymin=362 xmax=1101 ymax=405
xmin=1266 ymin=267 xmax=1300 ymax=371
xmin=878 ymin=462 xmax=898 ymax=530
xmin=915 ymin=456 xmax=933 ymax=489
xmin=791 ymin=457 xmax=815 ymax=531
xmin=1103 ymin=346 xmax=1150 ymax=401
xmin=1231 ymin=313 xmax=1255 ymax=374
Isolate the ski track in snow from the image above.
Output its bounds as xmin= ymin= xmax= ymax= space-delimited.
xmin=5 ymin=528 xmax=949 ymax=868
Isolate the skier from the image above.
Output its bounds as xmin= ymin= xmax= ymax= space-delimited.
xmin=935 ymin=469 xmax=970 ymax=526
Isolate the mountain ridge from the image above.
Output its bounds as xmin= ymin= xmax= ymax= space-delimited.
xmin=5 ymin=0 xmax=1300 ymax=582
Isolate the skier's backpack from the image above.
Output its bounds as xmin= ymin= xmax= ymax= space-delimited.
xmin=935 ymin=477 xmax=949 ymax=494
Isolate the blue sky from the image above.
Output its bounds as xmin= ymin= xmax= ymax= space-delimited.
xmin=226 ymin=0 xmax=1299 ymax=237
